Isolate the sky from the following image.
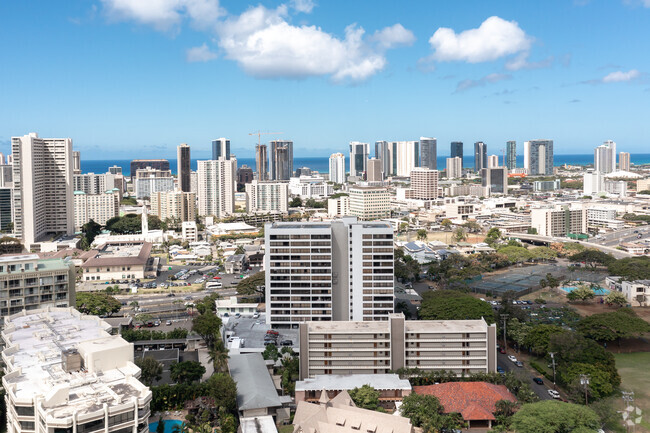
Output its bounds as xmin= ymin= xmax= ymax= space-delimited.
xmin=1 ymin=0 xmax=649 ymax=159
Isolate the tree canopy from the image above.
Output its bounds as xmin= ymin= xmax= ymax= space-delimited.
xmin=568 ymin=249 xmax=615 ymax=269
xmin=510 ymin=400 xmax=600 ymax=433
xmin=76 ymin=292 xmax=121 ymax=316
xmin=419 ymin=290 xmax=494 ymax=323
xmin=575 ymin=309 xmax=650 ymax=343
xmin=235 ymin=271 xmax=265 ymax=301
xmin=80 ymin=219 xmax=102 ymax=250
xmin=136 ymin=356 xmax=163 ymax=386
xmin=399 ymin=393 xmax=463 ymax=433
xmin=607 ymin=256 xmax=650 ymax=280
xmin=349 ymin=385 xmax=380 ymax=411
xmin=170 ymin=361 xmax=206 ymax=383
xmin=192 ymin=312 xmax=223 ymax=349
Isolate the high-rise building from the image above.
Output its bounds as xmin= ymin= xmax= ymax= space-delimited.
xmin=237 ymin=165 xmax=254 ymax=191
xmin=327 ymin=195 xmax=350 ymax=217
xmin=0 ymin=188 xmax=11 ymax=231
xmin=394 ymin=141 xmax=419 ymax=177
xmin=212 ymin=137 xmax=231 ymax=160
xmin=446 ymin=157 xmax=462 ymax=179
xmin=410 ymin=168 xmax=440 ymax=200
xmin=349 ymin=141 xmax=369 ymax=177
xmin=245 ymin=180 xmax=289 ymax=213
xmin=0 ymin=164 xmax=13 ymax=188
xmin=11 ymin=133 xmax=74 ymax=247
xmin=265 ymin=217 xmax=393 ymax=328
xmin=74 ymin=172 xmax=120 ymax=195
xmin=481 ymin=167 xmax=508 ymax=195
xmin=594 ymin=141 xmax=616 ymax=174
xmin=73 ymin=189 xmax=120 ymax=231
xmin=73 ymin=150 xmax=81 ymax=175
xmin=487 ymin=154 xmax=500 ymax=168
xmin=295 ymin=167 xmax=312 ymax=177
xmin=134 ymin=167 xmax=174 ymax=199
xmin=375 ymin=140 xmax=391 ymax=176
xmin=531 ymin=207 xmax=586 ymax=237
xmin=619 ymin=152 xmax=631 ymax=171
xmin=177 ymin=143 xmax=191 ymax=192
xmin=524 ymin=140 xmax=554 ymax=175
xmin=474 ymin=141 xmax=487 ymax=172
xmin=349 ymin=186 xmax=390 ymax=220
xmin=419 ymin=137 xmax=437 ymax=170
xmin=366 ymin=158 xmax=383 ymax=182
xmin=150 ymin=190 xmax=196 ymax=222
xmin=255 ymin=144 xmax=268 ymax=181
xmin=329 ymin=153 xmax=346 ymax=184
xmin=270 ymin=140 xmax=294 ymax=180
xmin=506 ymin=141 xmax=517 ymax=169
xmin=451 ymin=141 xmax=464 ymax=169
xmin=130 ymin=159 xmax=169 ymax=179
xmin=197 ymin=157 xmax=236 ymax=218
xmin=2 ymin=308 xmax=151 ymax=433
xmin=108 ymin=165 xmax=122 ymax=175
xmin=0 ymin=152 xmax=4 ymax=165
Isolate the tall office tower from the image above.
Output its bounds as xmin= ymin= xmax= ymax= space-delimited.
xmin=197 ymin=157 xmax=236 ymax=218
xmin=619 ymin=152 xmax=631 ymax=171
xmin=150 ymin=190 xmax=197 ymax=222
xmin=108 ymin=165 xmax=122 ymax=175
xmin=366 ymin=158 xmax=383 ymax=182
xmin=594 ymin=140 xmax=616 ymax=174
xmin=524 ymin=140 xmax=554 ymax=175
xmin=329 ymin=153 xmax=346 ymax=184
xmin=506 ymin=141 xmax=517 ymax=169
xmin=419 ymin=137 xmax=437 ymax=170
xmin=349 ymin=141 xmax=369 ymax=177
xmin=393 ymin=141 xmax=419 ymax=177
xmin=0 ymin=188 xmax=12 ymax=231
xmin=237 ymin=165 xmax=254 ymax=191
xmin=73 ymin=150 xmax=81 ymax=175
xmin=11 ymin=133 xmax=74 ymax=247
xmin=446 ymin=157 xmax=462 ymax=179
xmin=349 ymin=186 xmax=390 ymax=220
xmin=130 ymin=159 xmax=170 ymax=179
xmin=212 ymin=137 xmax=231 ymax=160
xmin=410 ymin=168 xmax=440 ymax=200
xmin=481 ymin=166 xmax=508 ymax=195
xmin=474 ymin=141 xmax=488 ymax=172
xmin=265 ymin=217 xmax=394 ymax=328
xmin=73 ymin=189 xmax=120 ymax=231
xmin=487 ymin=154 xmax=500 ymax=168
xmin=245 ymin=180 xmax=289 ymax=213
xmin=375 ymin=140 xmax=392 ymax=176
xmin=256 ymin=144 xmax=268 ymax=180
xmin=270 ymin=140 xmax=294 ymax=180
xmin=451 ymin=141 xmax=464 ymax=169
xmin=177 ymin=143 xmax=191 ymax=192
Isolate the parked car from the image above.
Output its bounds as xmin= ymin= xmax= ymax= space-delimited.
xmin=253 ymin=312 xmax=260 ymax=319
xmin=165 ymin=320 xmax=172 ymax=326
xmin=280 ymin=340 xmax=293 ymax=346
xmin=533 ymin=377 xmax=544 ymax=385
xmin=497 ymin=366 xmax=505 ymax=374
xmin=266 ymin=330 xmax=279 ymax=336
xmin=515 ymin=361 xmax=524 ymax=367
xmin=508 ymin=355 xmax=517 ymax=363
xmin=264 ymin=340 xmax=276 ymax=346
xmin=499 ymin=347 xmax=506 ymax=354
xmin=548 ymin=389 xmax=561 ymax=399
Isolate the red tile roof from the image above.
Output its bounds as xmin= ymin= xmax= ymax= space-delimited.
xmin=413 ymin=382 xmax=516 ymax=421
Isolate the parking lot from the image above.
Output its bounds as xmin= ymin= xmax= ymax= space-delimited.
xmin=222 ymin=316 xmax=299 ymax=351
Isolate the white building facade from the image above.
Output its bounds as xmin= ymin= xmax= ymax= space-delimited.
xmin=328 ymin=153 xmax=346 ymax=184
xmin=197 ymin=158 xmax=236 ymax=218
xmin=245 ymin=180 xmax=289 ymax=213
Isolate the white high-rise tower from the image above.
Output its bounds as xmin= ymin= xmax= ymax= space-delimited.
xmin=329 ymin=153 xmax=346 ymax=184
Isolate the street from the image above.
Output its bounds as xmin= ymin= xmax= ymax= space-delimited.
xmin=497 ymin=351 xmax=554 ymax=401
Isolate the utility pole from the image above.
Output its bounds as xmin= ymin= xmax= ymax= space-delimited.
xmin=549 ymin=352 xmax=557 ymax=390
xmin=580 ymin=374 xmax=590 ymax=405
xmin=500 ymin=313 xmax=509 ymax=353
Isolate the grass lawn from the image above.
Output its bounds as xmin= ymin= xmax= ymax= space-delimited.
xmin=278 ymin=425 xmax=293 ymax=433
xmin=614 ymin=352 xmax=650 ymax=432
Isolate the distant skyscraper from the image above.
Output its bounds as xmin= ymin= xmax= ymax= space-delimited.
xmin=487 ymin=154 xmax=499 ymax=168
xmin=375 ymin=141 xmax=391 ymax=176
xmin=410 ymin=168 xmax=439 ymax=200
xmin=11 ymin=133 xmax=74 ymax=246
xmin=329 ymin=153 xmax=346 ymax=184
xmin=212 ymin=138 xmax=231 ymax=161
xmin=177 ymin=143 xmax=191 ymax=192
xmin=446 ymin=157 xmax=462 ymax=179
xmin=349 ymin=141 xmax=369 ymax=177
xmin=619 ymin=152 xmax=631 ymax=171
xmin=0 ymin=153 xmax=4 ymax=165
xmin=130 ymin=159 xmax=170 ymax=179
xmin=366 ymin=158 xmax=383 ymax=182
xmin=393 ymin=141 xmax=419 ymax=177
xmin=108 ymin=165 xmax=122 ymax=175
xmin=474 ymin=141 xmax=488 ymax=172
xmin=524 ymin=140 xmax=554 ymax=175
xmin=481 ymin=166 xmax=508 ymax=195
xmin=594 ymin=140 xmax=616 ymax=174
xmin=73 ymin=151 xmax=81 ymax=175
xmin=255 ymin=144 xmax=268 ymax=181
xmin=295 ymin=167 xmax=312 ymax=177
xmin=506 ymin=141 xmax=517 ymax=169
xmin=197 ymin=157 xmax=236 ymax=218
xmin=269 ymin=140 xmax=293 ymax=180
xmin=419 ymin=137 xmax=437 ymax=170
xmin=451 ymin=141 xmax=464 ymax=168
xmin=236 ymin=165 xmax=254 ymax=191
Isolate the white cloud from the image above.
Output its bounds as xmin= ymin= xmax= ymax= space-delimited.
xmin=505 ymin=52 xmax=554 ymax=71
xmin=186 ymin=43 xmax=218 ymax=62
xmin=455 ymin=73 xmax=512 ymax=92
xmin=370 ymin=23 xmax=416 ymax=49
xmin=427 ymin=16 xmax=532 ymax=64
xmin=602 ymin=69 xmax=640 ymax=83
xmin=101 ymin=0 xmax=223 ymax=31
xmin=290 ymin=0 xmax=315 ymax=13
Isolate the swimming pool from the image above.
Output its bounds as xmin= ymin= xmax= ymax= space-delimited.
xmin=149 ymin=420 xmax=184 ymax=433
xmin=560 ymin=286 xmax=610 ymax=296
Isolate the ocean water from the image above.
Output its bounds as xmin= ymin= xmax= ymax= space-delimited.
xmin=81 ymin=154 xmax=650 ymax=177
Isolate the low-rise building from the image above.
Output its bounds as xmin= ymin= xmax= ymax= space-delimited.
xmin=182 ymin=221 xmax=198 ymax=242
xmin=327 ymin=195 xmax=350 ymax=217
xmin=295 ymin=374 xmax=411 ymax=404
xmin=225 ymin=254 xmax=249 ymax=274
xmin=289 ymin=176 xmax=334 ymax=199
xmin=80 ymin=241 xmax=152 ymax=281
xmin=216 ymin=296 xmax=259 ymax=317
xmin=621 ymin=280 xmax=650 ymax=305
xmin=349 ymin=186 xmax=390 ymax=220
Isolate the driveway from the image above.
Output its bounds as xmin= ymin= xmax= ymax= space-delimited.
xmin=497 ymin=351 xmax=554 ymax=401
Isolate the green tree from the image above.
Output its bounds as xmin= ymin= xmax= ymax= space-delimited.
xmin=192 ymin=312 xmax=223 ymax=349
xmin=566 ymin=285 xmax=595 ymax=302
xmin=80 ymin=219 xmax=102 ymax=250
xmin=0 ymin=236 xmax=23 ymax=255
xmin=208 ymin=339 xmax=230 ymax=373
xmin=234 ymin=245 xmax=245 ymax=255
xmin=400 ymin=393 xmax=463 ymax=433
xmin=497 ymin=245 xmax=532 ymax=263
xmin=419 ymin=290 xmax=494 ymax=323
xmin=607 ymin=256 xmax=650 ymax=280
xmin=463 ymin=219 xmax=481 ymax=233
xmin=452 ymin=227 xmax=467 ymax=243
xmin=604 ymin=291 xmax=627 ymax=307
xmin=170 ymin=361 xmax=206 ymax=383
xmin=262 ymin=343 xmax=279 ymax=361
xmin=523 ymin=324 xmax=565 ymax=355
xmin=440 ymin=219 xmax=452 ymax=231
xmin=527 ymin=227 xmax=538 ymax=235
xmin=135 ymin=356 xmax=163 ymax=386
xmin=235 ymin=271 xmax=266 ymax=301
xmin=76 ymin=292 xmax=122 ymax=316
xmin=569 ymin=249 xmax=615 ymax=269
xmin=289 ymin=197 xmax=303 ymax=207
xmin=416 ymin=229 xmax=428 ymax=242
xmin=349 ymin=385 xmax=380 ymax=410
xmin=575 ymin=309 xmax=650 ymax=345
xmin=205 ymin=373 xmax=238 ymax=414
xmin=563 ymin=362 xmax=616 ymax=401
xmin=507 ymin=318 xmax=531 ymax=350
xmin=510 ymin=400 xmax=600 ymax=433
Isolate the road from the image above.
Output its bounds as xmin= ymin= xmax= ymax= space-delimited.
xmin=497 ymin=351 xmax=554 ymax=401
xmin=588 ymin=226 xmax=650 ymax=247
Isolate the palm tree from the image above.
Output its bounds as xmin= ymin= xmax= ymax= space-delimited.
xmin=130 ymin=301 xmax=139 ymax=311
xmin=208 ymin=340 xmax=229 ymax=372
xmin=171 ymin=422 xmax=190 ymax=433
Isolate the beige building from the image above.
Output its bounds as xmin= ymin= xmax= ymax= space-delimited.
xmin=245 ymin=180 xmax=288 ymax=213
xmin=410 ymin=168 xmax=439 ymax=200
xmin=134 ymin=167 xmax=174 ymax=199
xmin=367 ymin=157 xmax=383 ymax=182
xmin=327 ymin=195 xmax=350 ymax=217
xmin=299 ymin=313 xmax=496 ymax=380
xmin=446 ymin=157 xmax=462 ymax=179
xmin=150 ymin=190 xmax=196 ymax=222
xmin=197 ymin=157 xmax=236 ymax=218
xmin=619 ymin=152 xmax=631 ymax=171
xmin=11 ymin=133 xmax=74 ymax=247
xmin=530 ymin=207 xmax=587 ymax=237
xmin=74 ymin=189 xmax=120 ymax=231
xmin=349 ymin=186 xmax=390 ymax=221
xmin=2 ymin=308 xmax=151 ymax=433
xmin=487 ymin=154 xmax=500 ymax=168
xmin=80 ymin=241 xmax=152 ymax=281
xmin=637 ymin=178 xmax=650 ymax=192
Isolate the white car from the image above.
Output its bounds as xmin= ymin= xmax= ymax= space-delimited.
xmin=547 ymin=389 xmax=561 ymax=399
xmin=508 ymin=355 xmax=518 ymax=363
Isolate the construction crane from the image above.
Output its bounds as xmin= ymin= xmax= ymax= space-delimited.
xmin=249 ymin=131 xmax=284 ymax=147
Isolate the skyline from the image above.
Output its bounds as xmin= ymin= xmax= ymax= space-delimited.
xmin=2 ymin=1 xmax=650 ymax=158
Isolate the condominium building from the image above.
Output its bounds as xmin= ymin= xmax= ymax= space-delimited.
xmin=0 ymin=255 xmax=75 ymax=317
xmin=256 ymin=144 xmax=268 ymax=181
xmin=375 ymin=141 xmax=391 ymax=176
xmin=270 ymin=140 xmax=294 ymax=181
xmin=530 ymin=207 xmax=587 ymax=237
xmin=108 ymin=165 xmax=122 ymax=175
xmin=237 ymin=165 xmax=254 ymax=191
xmin=487 ymin=155 xmax=499 ymax=168
xmin=134 ymin=175 xmax=174 ymax=199
xmin=637 ymin=178 xmax=650 ymax=193
xmin=177 ymin=143 xmax=191 ymax=192
xmin=410 ymin=168 xmax=440 ymax=200
xmin=419 ymin=137 xmax=437 ymax=170
xmin=524 ymin=140 xmax=554 ymax=175
xmin=2 ymin=308 xmax=152 ymax=433
xmin=327 ymin=195 xmax=350 ymax=218
xmin=446 ymin=157 xmax=462 ymax=179
xmin=149 ymin=190 xmax=196 ymax=222
xmin=0 ymin=164 xmax=13 ymax=188
xmin=594 ymin=141 xmax=616 ymax=174
xmin=349 ymin=186 xmax=390 ymax=220
xmin=73 ymin=189 xmax=120 ymax=231
xmin=394 ymin=141 xmax=419 ymax=177
xmin=212 ymin=138 xmax=231 ymax=160
xmin=265 ymin=218 xmax=394 ymax=328
xmin=367 ymin=158 xmax=383 ymax=182
xmin=129 ymin=159 xmax=169 ymax=179
xmin=298 ymin=313 xmax=497 ymax=379
xmin=73 ymin=150 xmax=81 ymax=175
xmin=289 ymin=176 xmax=334 ymax=199
xmin=533 ymin=180 xmax=560 ymax=192
xmin=349 ymin=142 xmax=369 ymax=177
xmin=11 ymin=133 xmax=75 ymax=247
xmin=245 ymin=180 xmax=289 ymax=213
xmin=197 ymin=157 xmax=236 ymax=218
xmin=619 ymin=152 xmax=631 ymax=171
xmin=329 ymin=153 xmax=346 ymax=184
xmin=474 ymin=142 xmax=487 ymax=172
xmin=451 ymin=141 xmax=464 ymax=168
xmin=481 ymin=167 xmax=508 ymax=195
xmin=0 ymin=188 xmax=12 ymax=231
xmin=586 ymin=208 xmax=623 ymax=230
xmin=506 ymin=141 xmax=517 ymax=169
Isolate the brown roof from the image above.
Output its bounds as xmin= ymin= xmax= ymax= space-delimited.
xmin=413 ymin=382 xmax=516 ymax=422
xmin=80 ymin=242 xmax=152 ymax=268
xmin=36 ymin=249 xmax=85 ymax=259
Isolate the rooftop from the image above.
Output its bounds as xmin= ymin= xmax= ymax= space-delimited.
xmin=80 ymin=241 xmax=152 ymax=267
xmin=296 ymin=374 xmax=411 ymax=392
xmin=229 ymin=353 xmax=283 ymax=411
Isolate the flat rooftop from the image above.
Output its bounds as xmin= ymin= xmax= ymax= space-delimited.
xmin=80 ymin=242 xmax=152 ymax=267
xmin=296 ymin=374 xmax=411 ymax=392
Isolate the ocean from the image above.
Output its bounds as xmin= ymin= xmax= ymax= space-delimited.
xmin=81 ymin=154 xmax=650 ymax=177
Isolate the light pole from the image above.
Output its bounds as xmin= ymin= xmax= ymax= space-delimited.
xmin=580 ymin=374 xmax=590 ymax=405
xmin=549 ymin=352 xmax=557 ymax=390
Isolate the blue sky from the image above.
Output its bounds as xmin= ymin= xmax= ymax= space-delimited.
xmin=1 ymin=0 xmax=649 ymax=159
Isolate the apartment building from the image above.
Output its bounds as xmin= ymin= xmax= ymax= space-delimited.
xmin=130 ymin=159 xmax=169 ymax=179
xmin=197 ymin=157 xmax=236 ymax=219
xmin=73 ymin=172 xmax=121 ymax=195
xmin=446 ymin=157 xmax=462 ymax=179
xmin=367 ymin=158 xmax=383 ymax=182
xmin=327 ymin=195 xmax=350 ymax=218
xmin=2 ymin=308 xmax=152 ymax=433
xmin=73 ymin=189 xmax=120 ymax=231
xmin=265 ymin=218 xmax=394 ymax=328
xmin=177 ymin=143 xmax=191 ymax=192
xmin=530 ymin=207 xmax=587 ymax=237
xmin=0 ymin=255 xmax=75 ymax=317
xmin=410 ymin=168 xmax=440 ymax=200
xmin=329 ymin=153 xmax=346 ymax=184
xmin=245 ymin=180 xmax=288 ymax=213
xmin=619 ymin=152 xmax=631 ymax=171
xmin=637 ymin=178 xmax=650 ymax=193
xmin=533 ymin=180 xmax=560 ymax=192
xmin=298 ymin=313 xmax=496 ymax=379
xmin=349 ymin=186 xmax=390 ymax=221
xmin=289 ymin=176 xmax=334 ymax=199
xmin=149 ymin=190 xmax=196 ymax=222
xmin=524 ymin=140 xmax=554 ymax=176
xmin=134 ymin=167 xmax=174 ymax=199
xmin=0 ymin=188 xmax=12 ymax=231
